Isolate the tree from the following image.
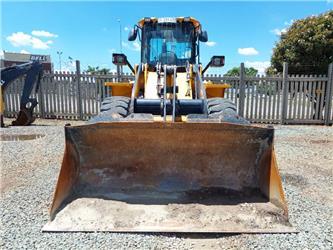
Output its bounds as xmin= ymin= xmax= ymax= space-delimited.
xmin=269 ymin=10 xmax=333 ymax=75
xmin=85 ymin=66 xmax=111 ymax=74
xmin=98 ymin=68 xmax=111 ymax=74
xmin=85 ymin=66 xmax=99 ymax=74
xmin=224 ymin=66 xmax=258 ymax=76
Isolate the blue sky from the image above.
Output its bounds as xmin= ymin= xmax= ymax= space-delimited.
xmin=1 ymin=1 xmax=332 ymax=74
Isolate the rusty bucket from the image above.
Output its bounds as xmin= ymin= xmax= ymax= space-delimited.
xmin=43 ymin=122 xmax=294 ymax=233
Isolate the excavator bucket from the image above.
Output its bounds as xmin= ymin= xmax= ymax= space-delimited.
xmin=12 ymin=108 xmax=36 ymax=126
xmin=43 ymin=121 xmax=294 ymax=233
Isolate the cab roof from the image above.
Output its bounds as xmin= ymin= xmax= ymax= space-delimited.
xmin=138 ymin=17 xmax=201 ymax=30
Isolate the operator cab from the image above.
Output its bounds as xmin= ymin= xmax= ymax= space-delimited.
xmin=129 ymin=17 xmax=208 ymax=68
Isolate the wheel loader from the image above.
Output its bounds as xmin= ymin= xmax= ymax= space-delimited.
xmin=44 ymin=17 xmax=294 ymax=233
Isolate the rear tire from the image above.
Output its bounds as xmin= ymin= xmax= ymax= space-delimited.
xmin=207 ymin=98 xmax=249 ymax=124
xmin=101 ymin=96 xmax=130 ymax=106
xmin=100 ymin=96 xmax=130 ymax=118
xmin=89 ymin=96 xmax=130 ymax=123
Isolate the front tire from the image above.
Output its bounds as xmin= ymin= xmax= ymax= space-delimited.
xmin=99 ymin=96 xmax=130 ymax=118
xmin=207 ymin=98 xmax=249 ymax=124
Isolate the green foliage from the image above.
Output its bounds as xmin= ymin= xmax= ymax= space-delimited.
xmin=85 ymin=66 xmax=111 ymax=74
xmin=270 ymin=10 xmax=333 ymax=75
xmin=224 ymin=66 xmax=258 ymax=76
xmin=98 ymin=68 xmax=111 ymax=74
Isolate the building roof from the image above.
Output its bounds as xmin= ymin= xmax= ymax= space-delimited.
xmin=3 ymin=51 xmax=51 ymax=63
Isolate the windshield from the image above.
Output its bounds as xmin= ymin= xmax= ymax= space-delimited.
xmin=141 ymin=22 xmax=196 ymax=66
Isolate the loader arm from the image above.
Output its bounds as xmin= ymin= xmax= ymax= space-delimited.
xmin=0 ymin=61 xmax=43 ymax=127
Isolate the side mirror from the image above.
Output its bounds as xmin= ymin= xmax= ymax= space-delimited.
xmin=128 ymin=28 xmax=137 ymax=41
xmin=210 ymin=56 xmax=225 ymax=67
xmin=202 ymin=56 xmax=225 ymax=74
xmin=199 ymin=30 xmax=208 ymax=42
xmin=112 ymin=53 xmax=127 ymax=66
xmin=112 ymin=53 xmax=135 ymax=74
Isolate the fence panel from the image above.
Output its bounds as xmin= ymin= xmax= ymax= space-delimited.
xmin=284 ymin=75 xmax=328 ymax=124
xmin=3 ymin=62 xmax=332 ymax=125
xmin=243 ymin=76 xmax=283 ymax=123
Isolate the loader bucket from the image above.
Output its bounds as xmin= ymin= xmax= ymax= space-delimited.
xmin=43 ymin=122 xmax=294 ymax=233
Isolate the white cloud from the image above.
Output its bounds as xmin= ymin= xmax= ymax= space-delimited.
xmin=6 ymin=32 xmax=53 ymax=49
xmin=132 ymin=41 xmax=140 ymax=51
xmin=31 ymin=30 xmax=58 ymax=38
xmin=100 ymin=63 xmax=109 ymax=68
xmin=20 ymin=49 xmax=30 ymax=54
xmin=284 ymin=19 xmax=294 ymax=26
xmin=55 ymin=60 xmax=76 ymax=72
xmin=55 ymin=67 xmax=72 ymax=72
xmin=122 ymin=41 xmax=140 ymax=52
xmin=238 ymin=47 xmax=259 ymax=56
xmin=271 ymin=28 xmax=287 ymax=36
xmin=245 ymin=61 xmax=270 ymax=75
xmin=7 ymin=32 xmax=34 ymax=47
xmin=65 ymin=60 xmax=76 ymax=71
xmin=124 ymin=26 xmax=130 ymax=31
xmin=205 ymin=41 xmax=217 ymax=47
xmin=271 ymin=19 xmax=293 ymax=37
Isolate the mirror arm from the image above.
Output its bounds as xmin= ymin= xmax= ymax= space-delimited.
xmin=135 ymin=25 xmax=142 ymax=41
xmin=112 ymin=53 xmax=135 ymax=74
xmin=202 ymin=61 xmax=211 ymax=75
xmin=126 ymin=60 xmax=135 ymax=74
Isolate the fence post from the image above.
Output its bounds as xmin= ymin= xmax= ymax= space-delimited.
xmin=238 ymin=62 xmax=246 ymax=117
xmin=117 ymin=65 xmax=123 ymax=82
xmin=76 ymin=60 xmax=83 ymax=120
xmin=324 ymin=63 xmax=333 ymax=125
xmin=280 ymin=62 xmax=289 ymax=124
xmin=37 ymin=76 xmax=45 ymax=118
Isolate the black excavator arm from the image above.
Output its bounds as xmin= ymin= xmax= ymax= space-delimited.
xmin=0 ymin=61 xmax=43 ymax=127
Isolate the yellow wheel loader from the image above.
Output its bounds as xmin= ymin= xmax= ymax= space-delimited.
xmin=44 ymin=17 xmax=294 ymax=233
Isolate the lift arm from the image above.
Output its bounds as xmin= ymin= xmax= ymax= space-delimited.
xmin=0 ymin=61 xmax=43 ymax=127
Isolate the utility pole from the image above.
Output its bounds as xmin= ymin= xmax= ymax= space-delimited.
xmin=117 ymin=18 xmax=122 ymax=53
xmin=57 ymin=51 xmax=63 ymax=71
xmin=117 ymin=18 xmax=123 ymax=80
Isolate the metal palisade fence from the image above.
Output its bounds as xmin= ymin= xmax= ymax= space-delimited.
xmin=3 ymin=61 xmax=333 ymax=125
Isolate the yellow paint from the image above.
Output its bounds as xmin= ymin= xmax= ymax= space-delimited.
xmin=145 ymin=71 xmax=159 ymax=99
xmin=269 ymin=148 xmax=288 ymax=215
xmin=176 ymin=72 xmax=192 ymax=99
xmin=105 ymin=82 xmax=133 ymax=97
xmin=189 ymin=64 xmax=195 ymax=97
xmin=153 ymin=115 xmax=187 ymax=122
xmin=144 ymin=63 xmax=148 ymax=84
xmin=138 ymin=17 xmax=201 ymax=30
xmin=144 ymin=70 xmax=193 ymax=100
xmin=205 ymin=82 xmax=230 ymax=98
xmin=134 ymin=64 xmax=143 ymax=98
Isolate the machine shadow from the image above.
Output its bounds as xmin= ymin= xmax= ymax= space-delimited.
xmin=63 ymin=186 xmax=268 ymax=207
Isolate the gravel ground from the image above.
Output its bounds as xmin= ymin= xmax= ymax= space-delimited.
xmin=1 ymin=119 xmax=332 ymax=249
